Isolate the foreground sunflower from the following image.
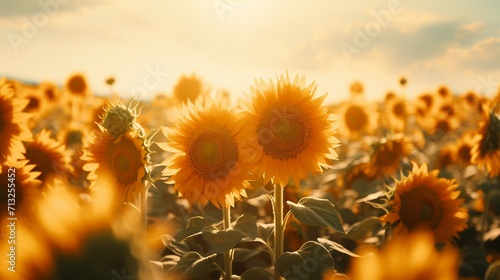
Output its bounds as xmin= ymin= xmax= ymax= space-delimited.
xmin=0 ymin=78 xmax=32 ymax=166
xmin=381 ymin=162 xmax=468 ymax=243
xmin=348 ymin=231 xmax=458 ymax=280
xmin=0 ymin=160 xmax=41 ymax=223
xmin=241 ymin=73 xmax=340 ymax=186
xmin=83 ymin=130 xmax=147 ymax=202
xmin=24 ymin=130 xmax=73 ymax=189
xmin=471 ymin=104 xmax=500 ymax=177
xmin=161 ymin=98 xmax=256 ymax=207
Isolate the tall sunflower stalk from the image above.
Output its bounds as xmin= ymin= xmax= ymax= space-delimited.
xmin=160 ymin=97 xmax=257 ymax=279
xmin=82 ymin=97 xmax=154 ymax=234
xmin=241 ymin=73 xmax=340 ymax=279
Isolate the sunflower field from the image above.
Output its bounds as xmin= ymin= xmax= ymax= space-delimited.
xmin=1 ymin=73 xmax=499 ymax=280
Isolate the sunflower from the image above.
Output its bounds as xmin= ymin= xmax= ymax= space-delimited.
xmin=349 ymin=81 xmax=364 ymax=97
xmin=64 ymin=73 xmax=90 ymax=98
xmin=437 ymin=85 xmax=452 ymax=101
xmin=39 ymin=81 xmax=61 ymax=104
xmin=19 ymin=84 xmax=48 ymax=115
xmin=83 ymin=129 xmax=147 ymax=202
xmin=161 ymin=98 xmax=257 ymax=208
xmin=381 ymin=162 xmax=468 ymax=243
xmin=462 ymin=91 xmax=478 ymax=110
xmin=366 ymin=134 xmax=413 ymax=179
xmin=436 ymin=144 xmax=456 ymax=168
xmin=99 ymin=98 xmax=142 ymax=138
xmin=425 ymin=113 xmax=460 ymax=136
xmin=471 ymin=104 xmax=500 ymax=177
xmin=0 ymin=78 xmax=32 ymax=167
xmin=384 ymin=91 xmax=397 ymax=102
xmin=24 ymin=129 xmax=73 ymax=189
xmin=399 ymin=76 xmax=407 ymax=87
xmin=0 ymin=160 xmax=41 ymax=223
xmin=348 ymin=231 xmax=458 ymax=280
xmin=173 ymin=74 xmax=208 ymax=104
xmin=455 ymin=132 xmax=475 ymax=166
xmin=338 ymin=100 xmax=375 ymax=140
xmin=241 ymin=73 xmax=340 ymax=187
xmin=385 ymin=97 xmax=408 ymax=132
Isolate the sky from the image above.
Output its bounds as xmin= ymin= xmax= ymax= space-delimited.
xmin=1 ymin=0 xmax=500 ymax=103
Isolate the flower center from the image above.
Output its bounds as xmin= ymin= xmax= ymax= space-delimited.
xmin=399 ymin=186 xmax=442 ymax=230
xmin=45 ymin=88 xmax=56 ymax=100
xmin=375 ymin=141 xmax=402 ymax=167
xmin=0 ymin=111 xmax=4 ymax=132
xmin=189 ymin=129 xmax=238 ymax=180
xmin=107 ymin=137 xmax=143 ymax=184
xmin=27 ymin=97 xmax=40 ymax=111
xmin=258 ymin=105 xmax=310 ymax=160
xmin=345 ymin=105 xmax=368 ymax=131
xmin=457 ymin=145 xmax=471 ymax=163
xmin=67 ymin=76 xmax=86 ymax=95
xmin=480 ymin=118 xmax=500 ymax=156
xmin=392 ymin=101 xmax=406 ymax=118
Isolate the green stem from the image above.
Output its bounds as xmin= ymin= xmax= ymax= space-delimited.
xmin=141 ymin=180 xmax=151 ymax=234
xmin=482 ymin=191 xmax=491 ymax=245
xmin=223 ymin=206 xmax=233 ymax=280
xmin=273 ymin=184 xmax=284 ymax=280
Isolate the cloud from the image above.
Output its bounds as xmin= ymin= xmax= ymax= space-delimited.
xmin=0 ymin=0 xmax=108 ymax=17
xmin=455 ymin=21 xmax=485 ymax=44
xmin=443 ymin=37 xmax=500 ymax=71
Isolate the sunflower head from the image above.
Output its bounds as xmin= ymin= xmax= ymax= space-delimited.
xmin=471 ymin=104 xmax=500 ymax=176
xmin=339 ymin=100 xmax=375 ymax=140
xmin=348 ymin=231 xmax=459 ymax=280
xmin=0 ymin=160 xmax=41 ymax=222
xmin=381 ymin=162 xmax=468 ymax=243
xmin=349 ymin=81 xmax=364 ymax=96
xmin=455 ymin=132 xmax=475 ymax=166
xmin=99 ymin=98 xmax=142 ymax=138
xmin=242 ymin=73 xmax=340 ymax=187
xmin=437 ymin=85 xmax=452 ymax=100
xmin=161 ymin=97 xmax=257 ymax=207
xmin=65 ymin=73 xmax=89 ymax=97
xmin=399 ymin=76 xmax=407 ymax=86
xmin=0 ymin=78 xmax=32 ymax=166
xmin=385 ymin=97 xmax=408 ymax=132
xmin=25 ymin=129 xmax=73 ymax=188
xmin=366 ymin=134 xmax=413 ymax=178
xmin=436 ymin=144 xmax=456 ymax=168
xmin=463 ymin=91 xmax=478 ymax=109
xmin=83 ymin=127 xmax=149 ymax=202
xmin=173 ymin=74 xmax=207 ymax=104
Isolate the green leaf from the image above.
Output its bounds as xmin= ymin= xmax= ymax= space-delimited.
xmin=177 ymin=216 xmax=210 ymax=241
xmin=276 ymin=241 xmax=334 ymax=280
xmin=345 ymin=217 xmax=382 ymax=241
xmin=239 ymin=267 xmax=273 ymax=280
xmin=253 ymin=223 xmax=274 ymax=248
xmin=161 ymin=235 xmax=190 ymax=256
xmin=169 ymin=252 xmax=217 ymax=278
xmin=234 ymin=214 xmax=258 ymax=240
xmin=287 ymin=197 xmax=345 ymax=234
xmin=202 ymin=226 xmax=246 ymax=254
xmin=202 ymin=214 xmax=258 ymax=253
xmin=317 ymin=238 xmax=361 ymax=258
